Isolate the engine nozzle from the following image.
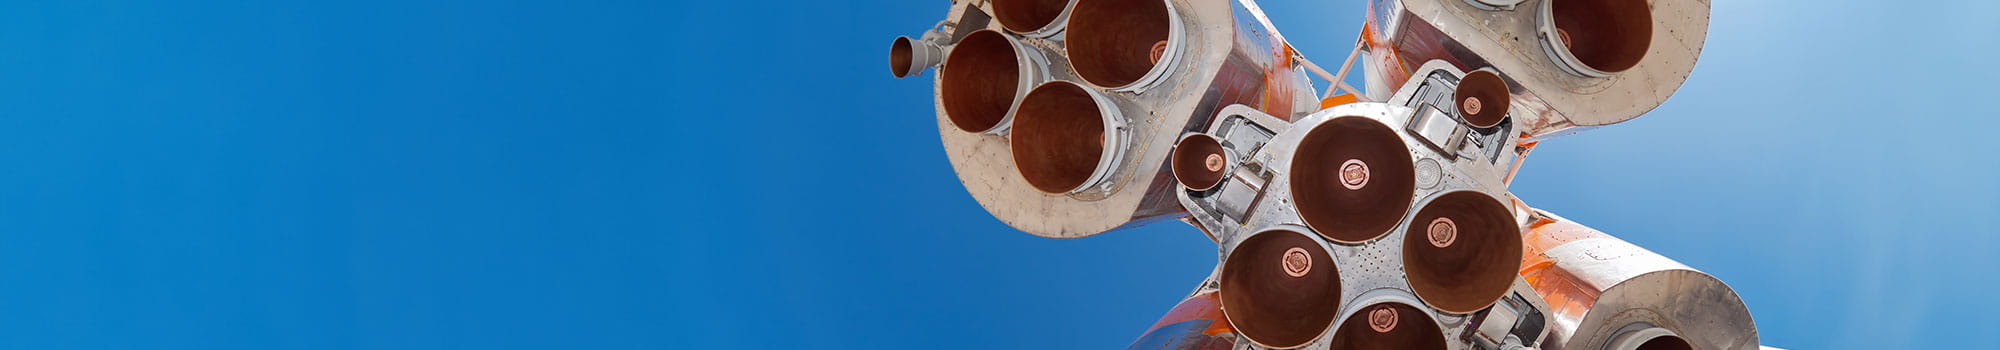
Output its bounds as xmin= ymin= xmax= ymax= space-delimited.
xmin=942 ymin=30 xmax=1046 ymax=134
xmin=1402 ymin=191 xmax=1522 ymax=314
xmin=993 ymin=0 xmax=1073 ymax=36
xmin=1066 ymin=0 xmax=1174 ymax=88
xmin=1453 ymin=70 xmax=1511 ymax=128
xmin=1220 ymin=229 xmax=1341 ymax=349
xmin=1327 ymin=302 xmax=1446 ymax=350
xmin=889 ymin=35 xmax=942 ymax=78
xmin=1540 ymin=0 xmax=1654 ymax=76
xmin=1291 ymin=116 xmax=1415 ymax=243
xmin=1010 ymin=81 xmax=1123 ymax=193
xmin=1172 ymin=133 xmax=1230 ymax=191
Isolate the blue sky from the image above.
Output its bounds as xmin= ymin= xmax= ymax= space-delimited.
xmin=0 ymin=0 xmax=1991 ymax=349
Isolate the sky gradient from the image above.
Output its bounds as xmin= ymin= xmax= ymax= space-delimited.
xmin=0 ymin=0 xmax=1992 ymax=348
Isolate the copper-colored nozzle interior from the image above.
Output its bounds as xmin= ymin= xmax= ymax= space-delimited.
xmin=994 ymin=0 xmax=1070 ymax=33
xmin=1327 ymin=303 xmax=1446 ymax=350
xmin=1551 ymin=0 xmax=1652 ymax=73
xmin=1454 ymin=70 xmax=1510 ymax=128
xmin=1402 ymin=191 xmax=1522 ymax=314
xmin=1011 ymin=81 xmax=1108 ymax=193
xmin=891 ymin=37 xmax=915 ymax=78
xmin=1220 ymin=229 xmax=1341 ymax=349
xmin=942 ymin=31 xmax=1024 ymax=133
xmin=1291 ymin=117 xmax=1415 ymax=243
xmin=1066 ymin=0 xmax=1170 ymax=87
xmin=1172 ymin=133 xmax=1228 ymax=191
xmin=1636 ymin=336 xmax=1693 ymax=350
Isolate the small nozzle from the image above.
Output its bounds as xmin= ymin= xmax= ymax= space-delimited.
xmin=1171 ymin=133 xmax=1229 ymax=191
xmin=889 ymin=36 xmax=941 ymax=78
xmin=1291 ymin=116 xmax=1416 ymax=243
xmin=1454 ymin=70 xmax=1511 ymax=128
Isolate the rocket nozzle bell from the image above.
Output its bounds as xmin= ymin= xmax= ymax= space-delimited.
xmin=1327 ymin=302 xmax=1446 ymax=350
xmin=1402 ymin=191 xmax=1522 ymax=314
xmin=941 ymin=30 xmax=1029 ymax=133
xmin=1067 ymin=0 xmax=1171 ymax=88
xmin=1454 ymin=70 xmax=1511 ymax=128
xmin=1220 ymin=229 xmax=1341 ymax=349
xmin=1171 ymin=133 xmax=1229 ymax=191
xmin=1291 ymin=116 xmax=1415 ymax=243
xmin=993 ymin=0 xmax=1072 ymax=34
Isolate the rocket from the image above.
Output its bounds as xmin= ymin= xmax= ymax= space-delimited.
xmin=887 ymin=0 xmax=1776 ymax=349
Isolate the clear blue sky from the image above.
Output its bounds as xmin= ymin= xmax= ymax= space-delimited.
xmin=0 ymin=0 xmax=1991 ymax=349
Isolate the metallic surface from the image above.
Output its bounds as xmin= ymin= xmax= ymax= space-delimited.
xmin=1519 ymin=210 xmax=1760 ymax=350
xmin=925 ymin=0 xmax=1319 ymax=238
xmin=887 ymin=1 xmax=1775 ymax=349
xmin=1174 ymin=100 xmax=1518 ymax=349
xmin=1364 ymin=0 xmax=1711 ymax=138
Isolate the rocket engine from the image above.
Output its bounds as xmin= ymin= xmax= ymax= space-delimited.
xmin=887 ymin=0 xmax=1775 ymax=349
xmin=888 ymin=0 xmax=1317 ymax=238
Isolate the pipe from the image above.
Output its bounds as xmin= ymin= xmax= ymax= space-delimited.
xmin=1358 ymin=0 xmax=1706 ymax=136
xmin=1290 ymin=116 xmax=1415 ymax=243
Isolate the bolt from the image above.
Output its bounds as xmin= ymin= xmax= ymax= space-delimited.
xmin=1204 ymin=153 xmax=1225 ymax=172
xmin=1462 ymin=96 xmax=1483 ymax=116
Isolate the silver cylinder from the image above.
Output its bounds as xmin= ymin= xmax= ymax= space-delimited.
xmin=1519 ymin=210 xmax=1759 ymax=350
